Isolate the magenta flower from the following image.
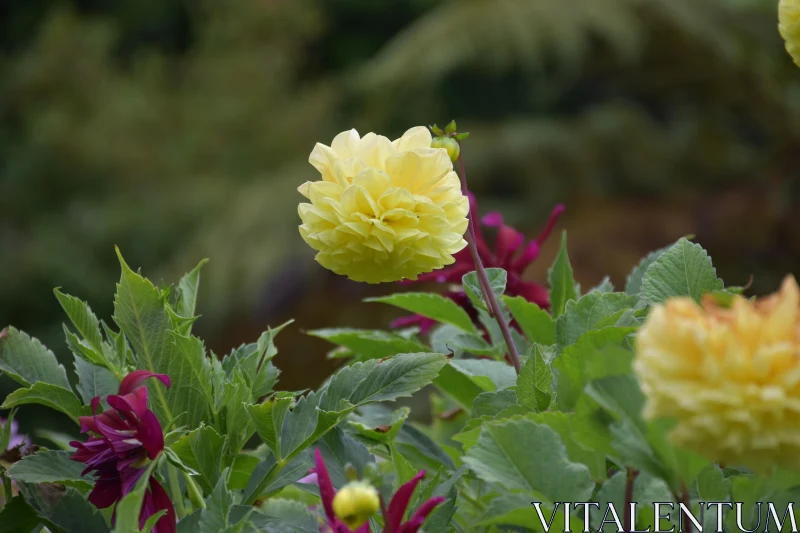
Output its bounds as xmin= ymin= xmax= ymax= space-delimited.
xmin=392 ymin=193 xmax=564 ymax=334
xmin=312 ymin=448 xmax=446 ymax=533
xmin=70 ymin=370 xmax=175 ymax=533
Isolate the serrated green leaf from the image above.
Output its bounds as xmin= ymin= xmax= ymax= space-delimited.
xmin=2 ymin=383 xmax=88 ymax=425
xmin=517 ymin=344 xmax=553 ymax=412
xmin=250 ymin=499 xmax=319 ymax=533
xmin=306 ymin=328 xmax=429 ymax=361
xmin=365 ymin=292 xmax=478 ymax=334
xmin=548 ymin=231 xmax=578 ymax=317
xmin=641 ymin=238 xmax=723 ymax=304
xmin=0 ymin=327 xmax=70 ymax=389
xmin=74 ymin=357 xmax=119 ymax=405
xmin=625 ymin=245 xmax=672 ymax=295
xmin=391 ymin=443 xmax=418 ymax=489
xmin=448 ymin=359 xmax=516 ymax=392
xmin=472 ymin=390 xmax=518 ymax=418
xmin=0 ymin=496 xmax=40 ymax=533
xmin=552 ymin=327 xmax=636 ymax=410
xmin=590 ymin=277 xmax=615 ymax=293
xmin=176 ymin=258 xmax=209 ymax=322
xmin=448 ymin=332 xmax=499 ymax=356
xmin=200 ymin=469 xmax=234 ymax=533
xmin=463 ymin=269 xmax=506 ymax=312
xmin=317 ymin=426 xmax=375 ymax=488
xmin=556 ymin=292 xmax=638 ymax=348
xmin=243 ymin=451 xmax=313 ymax=505
xmin=166 ymin=332 xmax=213 ymax=428
xmin=696 ymin=464 xmax=731 ymax=501
xmin=464 ymin=417 xmax=594 ymax=502
xmin=246 ymin=397 xmax=293 ymax=460
xmin=54 ymin=289 xmax=105 ymax=355
xmin=432 ymin=362 xmax=486 ymax=409
xmin=321 ymin=353 xmax=448 ymax=409
xmin=19 ymin=483 xmax=108 ymax=533
xmin=349 ymin=406 xmax=410 ymax=442
xmin=503 ymin=296 xmax=556 ymax=346
xmin=7 ymin=451 xmax=93 ymax=489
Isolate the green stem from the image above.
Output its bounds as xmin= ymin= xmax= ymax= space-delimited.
xmin=183 ymin=471 xmax=206 ymax=511
xmin=456 ymin=145 xmax=522 ymax=373
xmin=1 ymin=472 xmax=12 ymax=509
xmin=167 ymin=464 xmax=187 ymax=518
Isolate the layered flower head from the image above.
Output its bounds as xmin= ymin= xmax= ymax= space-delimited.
xmin=311 ymin=448 xmax=445 ymax=533
xmin=779 ymin=0 xmax=800 ymax=67
xmin=634 ymin=276 xmax=800 ymax=474
xmin=70 ymin=370 xmax=176 ymax=533
xmin=298 ymin=127 xmax=469 ymax=283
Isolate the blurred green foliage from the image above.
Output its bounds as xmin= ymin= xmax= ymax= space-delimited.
xmin=1 ymin=0 xmax=799 ymax=401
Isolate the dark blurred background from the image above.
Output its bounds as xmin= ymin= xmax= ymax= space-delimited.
xmin=2 ymin=0 xmax=799 ymax=435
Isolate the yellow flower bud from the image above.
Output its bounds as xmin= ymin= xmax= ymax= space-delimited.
xmin=430 ymin=136 xmax=460 ymax=163
xmin=634 ymin=276 xmax=800 ymax=474
xmin=779 ymin=0 xmax=800 ymax=67
xmin=332 ymin=481 xmax=380 ymax=530
xmin=299 ymin=127 xmax=469 ymax=283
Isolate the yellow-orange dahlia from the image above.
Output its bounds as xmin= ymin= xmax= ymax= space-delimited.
xmin=298 ymin=127 xmax=469 ymax=283
xmin=779 ymin=0 xmax=800 ymax=67
xmin=634 ymin=276 xmax=800 ymax=474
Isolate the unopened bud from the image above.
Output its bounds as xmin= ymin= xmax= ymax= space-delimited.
xmin=431 ymin=136 xmax=460 ymax=163
xmin=332 ymin=481 xmax=380 ymax=530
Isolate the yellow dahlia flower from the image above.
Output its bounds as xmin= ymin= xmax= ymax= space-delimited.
xmin=634 ymin=276 xmax=800 ymax=474
xmin=298 ymin=127 xmax=469 ymax=283
xmin=779 ymin=0 xmax=800 ymax=67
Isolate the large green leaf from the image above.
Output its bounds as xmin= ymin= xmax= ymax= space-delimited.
xmin=366 ymin=292 xmax=478 ymax=333
xmin=0 ymin=327 xmax=70 ymax=389
xmin=53 ymin=290 xmax=102 ymax=349
xmin=19 ymin=483 xmax=109 ymax=533
xmin=169 ymin=424 xmax=224 ymax=493
xmin=246 ymin=397 xmax=293 ymax=459
xmin=321 ymin=352 xmax=448 ymax=409
xmin=432 ymin=361 xmax=487 ymax=409
xmin=641 ymin=238 xmax=723 ymax=304
xmin=517 ymin=344 xmax=553 ymax=412
xmin=7 ymin=451 xmax=93 ymax=490
xmin=447 ymin=359 xmax=516 ymax=392
xmin=552 ymin=327 xmax=636 ymax=410
xmin=2 ymin=383 xmax=88 ymax=425
xmin=113 ymin=248 xmax=212 ymax=428
xmin=462 ymin=268 xmax=507 ymax=313
xmin=556 ymin=292 xmax=638 ymax=348
xmin=0 ymin=496 xmax=40 ymax=533
xmin=250 ymin=499 xmax=319 ymax=533
xmin=464 ymin=417 xmax=595 ymax=502
xmin=175 ymin=258 xmax=209 ymax=322
xmin=625 ymin=244 xmax=672 ymax=295
xmin=548 ymin=231 xmax=578 ymax=317
xmin=74 ymin=357 xmax=119 ymax=405
xmin=306 ymin=328 xmax=429 ymax=361
xmin=503 ymin=296 xmax=556 ymax=346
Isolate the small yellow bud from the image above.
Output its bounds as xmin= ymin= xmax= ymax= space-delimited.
xmin=431 ymin=136 xmax=460 ymax=162
xmin=332 ymin=481 xmax=380 ymax=530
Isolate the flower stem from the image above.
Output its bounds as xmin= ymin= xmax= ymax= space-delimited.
xmin=167 ymin=464 xmax=187 ymax=518
xmin=624 ymin=468 xmax=639 ymax=532
xmin=183 ymin=471 xmax=206 ymax=511
xmin=456 ymin=146 xmax=522 ymax=374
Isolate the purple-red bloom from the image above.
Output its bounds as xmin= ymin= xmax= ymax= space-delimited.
xmin=392 ymin=193 xmax=564 ymax=334
xmin=312 ymin=448 xmax=445 ymax=533
xmin=70 ymin=370 xmax=175 ymax=533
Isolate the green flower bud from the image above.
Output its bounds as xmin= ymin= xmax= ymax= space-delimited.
xmin=431 ymin=136 xmax=460 ymax=162
xmin=344 ymin=463 xmax=359 ymax=482
xmin=332 ymin=481 xmax=380 ymax=530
